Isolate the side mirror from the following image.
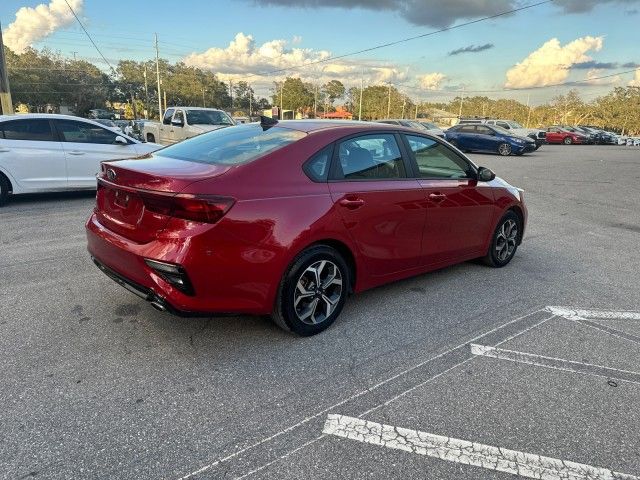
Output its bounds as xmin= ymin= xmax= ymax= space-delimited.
xmin=114 ymin=135 xmax=128 ymax=145
xmin=477 ymin=167 xmax=496 ymax=182
xmin=171 ymin=118 xmax=184 ymax=127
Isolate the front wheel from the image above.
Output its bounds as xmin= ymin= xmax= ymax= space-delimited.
xmin=482 ymin=211 xmax=521 ymax=267
xmin=563 ymin=136 xmax=573 ymax=145
xmin=272 ymin=245 xmax=349 ymax=336
xmin=0 ymin=173 xmax=11 ymax=207
xmin=498 ymin=143 xmax=512 ymax=156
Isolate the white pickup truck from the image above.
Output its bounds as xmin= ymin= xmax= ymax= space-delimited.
xmin=143 ymin=107 xmax=235 ymax=145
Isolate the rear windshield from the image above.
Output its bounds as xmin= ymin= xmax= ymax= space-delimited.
xmin=156 ymin=124 xmax=306 ymax=165
xmin=186 ymin=109 xmax=234 ymax=126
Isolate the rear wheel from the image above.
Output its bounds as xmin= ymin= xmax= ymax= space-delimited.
xmin=272 ymin=245 xmax=349 ymax=336
xmin=0 ymin=173 xmax=11 ymax=207
xmin=563 ymin=136 xmax=573 ymax=145
xmin=482 ymin=211 xmax=521 ymax=267
xmin=146 ymin=133 xmax=155 ymax=143
xmin=498 ymin=143 xmax=512 ymax=156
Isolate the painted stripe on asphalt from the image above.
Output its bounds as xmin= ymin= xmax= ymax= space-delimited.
xmin=577 ymin=319 xmax=640 ymax=346
xmin=323 ymin=414 xmax=639 ymax=480
xmin=546 ymin=306 xmax=640 ymax=321
xmin=470 ymin=344 xmax=640 ymax=385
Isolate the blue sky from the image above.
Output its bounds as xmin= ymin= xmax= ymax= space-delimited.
xmin=1 ymin=0 xmax=638 ymax=104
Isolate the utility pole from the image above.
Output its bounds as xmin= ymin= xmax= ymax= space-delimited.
xmin=314 ymin=84 xmax=318 ymax=118
xmin=458 ymin=88 xmax=464 ymax=119
xmin=401 ymin=97 xmax=406 ymax=119
xmin=249 ymin=85 xmax=253 ymax=118
xmin=358 ymin=71 xmax=363 ymax=121
xmin=71 ymin=51 xmax=78 ymax=61
xmin=202 ymin=87 xmax=206 ymax=107
xmin=143 ymin=65 xmax=149 ymax=119
xmin=387 ymin=83 xmax=391 ymax=118
xmin=414 ymin=104 xmax=418 ymax=120
xmin=229 ymin=80 xmax=233 ymax=111
xmin=0 ymin=22 xmax=13 ymax=115
xmin=155 ymin=33 xmax=162 ymax=119
xmin=526 ymin=93 xmax=531 ymax=128
xmin=280 ymin=81 xmax=284 ymax=119
xmin=131 ymin=92 xmax=138 ymax=120
xmin=163 ymin=91 xmax=167 ymax=113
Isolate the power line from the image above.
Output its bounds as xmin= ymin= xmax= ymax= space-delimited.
xmin=62 ymin=0 xmax=117 ymax=76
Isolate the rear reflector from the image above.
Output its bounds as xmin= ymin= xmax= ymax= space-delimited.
xmin=140 ymin=192 xmax=235 ymax=223
xmin=144 ymin=258 xmax=195 ymax=295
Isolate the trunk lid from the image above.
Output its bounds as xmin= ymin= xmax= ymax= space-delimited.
xmin=95 ymin=156 xmax=231 ymax=243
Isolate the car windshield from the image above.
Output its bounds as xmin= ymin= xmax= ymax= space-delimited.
xmin=186 ymin=110 xmax=234 ymax=126
xmin=157 ymin=124 xmax=306 ymax=165
xmin=421 ymin=122 xmax=439 ymax=129
xmin=405 ymin=121 xmax=426 ymax=129
xmin=96 ymin=119 xmax=116 ymax=127
xmin=506 ymin=121 xmax=523 ymax=129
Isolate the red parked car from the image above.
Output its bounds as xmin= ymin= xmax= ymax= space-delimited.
xmin=87 ymin=119 xmax=527 ymax=336
xmin=545 ymin=127 xmax=586 ymax=145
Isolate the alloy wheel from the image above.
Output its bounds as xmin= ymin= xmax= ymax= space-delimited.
xmin=495 ymin=219 xmax=518 ymax=262
xmin=294 ymin=260 xmax=343 ymax=325
xmin=498 ymin=143 xmax=512 ymax=156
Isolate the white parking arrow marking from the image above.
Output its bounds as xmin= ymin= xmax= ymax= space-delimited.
xmin=323 ymin=414 xmax=639 ymax=479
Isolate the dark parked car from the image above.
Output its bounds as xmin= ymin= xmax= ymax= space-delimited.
xmin=87 ymin=119 xmax=527 ymax=336
xmin=444 ymin=124 xmax=536 ymax=156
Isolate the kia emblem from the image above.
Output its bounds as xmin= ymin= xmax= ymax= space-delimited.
xmin=106 ymin=168 xmax=117 ymax=181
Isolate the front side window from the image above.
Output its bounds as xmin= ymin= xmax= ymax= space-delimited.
xmin=334 ymin=134 xmax=406 ymax=180
xmin=1 ymin=119 xmax=55 ymax=141
xmin=162 ymin=109 xmax=175 ymax=125
xmin=405 ymin=135 xmax=473 ymax=180
xmin=173 ymin=110 xmax=184 ymax=124
xmin=157 ymin=124 xmax=305 ymax=165
xmin=56 ymin=120 xmax=121 ymax=145
xmin=476 ymin=125 xmax=495 ymax=135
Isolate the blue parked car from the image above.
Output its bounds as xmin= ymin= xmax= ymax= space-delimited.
xmin=445 ymin=124 xmax=536 ymax=156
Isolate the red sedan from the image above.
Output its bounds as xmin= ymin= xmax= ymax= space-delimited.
xmin=545 ymin=127 xmax=586 ymax=145
xmin=87 ymin=119 xmax=527 ymax=336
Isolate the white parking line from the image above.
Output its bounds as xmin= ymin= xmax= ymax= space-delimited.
xmin=174 ymin=309 xmax=546 ymax=479
xmin=470 ymin=344 xmax=640 ymax=385
xmin=323 ymin=414 xmax=639 ymax=480
xmin=546 ymin=306 xmax=640 ymax=321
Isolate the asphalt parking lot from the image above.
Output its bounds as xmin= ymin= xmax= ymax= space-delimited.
xmin=1 ymin=144 xmax=639 ymax=479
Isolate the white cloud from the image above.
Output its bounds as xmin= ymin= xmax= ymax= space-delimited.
xmin=183 ymin=32 xmax=409 ymax=88
xmin=292 ymin=35 xmax=302 ymax=44
xmin=585 ymin=69 xmax=621 ymax=86
xmin=629 ymin=70 xmax=640 ymax=87
xmin=505 ymin=36 xmax=603 ymax=88
xmin=4 ymin=0 xmax=83 ymax=53
xmin=418 ymin=72 xmax=447 ymax=90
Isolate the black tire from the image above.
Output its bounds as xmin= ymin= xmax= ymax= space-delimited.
xmin=146 ymin=133 xmax=156 ymax=143
xmin=0 ymin=173 xmax=11 ymax=207
xmin=272 ymin=245 xmax=350 ymax=336
xmin=534 ymin=144 xmax=541 ymax=151
xmin=563 ymin=136 xmax=573 ymax=145
xmin=498 ymin=143 xmax=512 ymax=156
xmin=482 ymin=211 xmax=521 ymax=268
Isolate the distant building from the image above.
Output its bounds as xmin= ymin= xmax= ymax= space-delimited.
xmin=422 ymin=108 xmax=458 ymax=127
xmin=319 ymin=107 xmax=353 ymax=120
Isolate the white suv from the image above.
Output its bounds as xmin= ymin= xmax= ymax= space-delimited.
xmin=0 ymin=114 xmax=162 ymax=206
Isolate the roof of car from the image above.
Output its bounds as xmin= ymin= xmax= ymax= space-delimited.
xmin=272 ymin=119 xmax=429 ymax=134
xmin=0 ymin=113 xmax=103 ymax=122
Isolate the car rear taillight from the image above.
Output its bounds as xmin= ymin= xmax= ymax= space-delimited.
xmin=140 ymin=192 xmax=235 ymax=223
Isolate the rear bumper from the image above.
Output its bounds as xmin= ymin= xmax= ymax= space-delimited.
xmin=86 ymin=212 xmax=275 ymax=316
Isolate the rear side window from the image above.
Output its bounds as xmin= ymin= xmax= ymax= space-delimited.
xmin=303 ymin=145 xmax=333 ymax=182
xmin=1 ymin=119 xmax=55 ymax=141
xmin=157 ymin=124 xmax=306 ymax=165
xmin=458 ymin=125 xmax=477 ymax=133
xmin=333 ymin=133 xmax=406 ymax=180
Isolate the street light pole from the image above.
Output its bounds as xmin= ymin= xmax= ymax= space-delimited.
xmin=358 ymin=71 xmax=363 ymax=121
xmin=155 ymin=33 xmax=162 ymax=119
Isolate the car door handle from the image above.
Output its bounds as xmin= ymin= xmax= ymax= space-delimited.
xmin=428 ymin=193 xmax=447 ymax=202
xmin=339 ymin=198 xmax=365 ymax=209
xmin=67 ymin=151 xmax=85 ymax=155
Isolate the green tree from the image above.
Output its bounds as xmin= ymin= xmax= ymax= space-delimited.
xmin=271 ymin=77 xmax=315 ymax=115
xmin=322 ymin=79 xmax=345 ymax=106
